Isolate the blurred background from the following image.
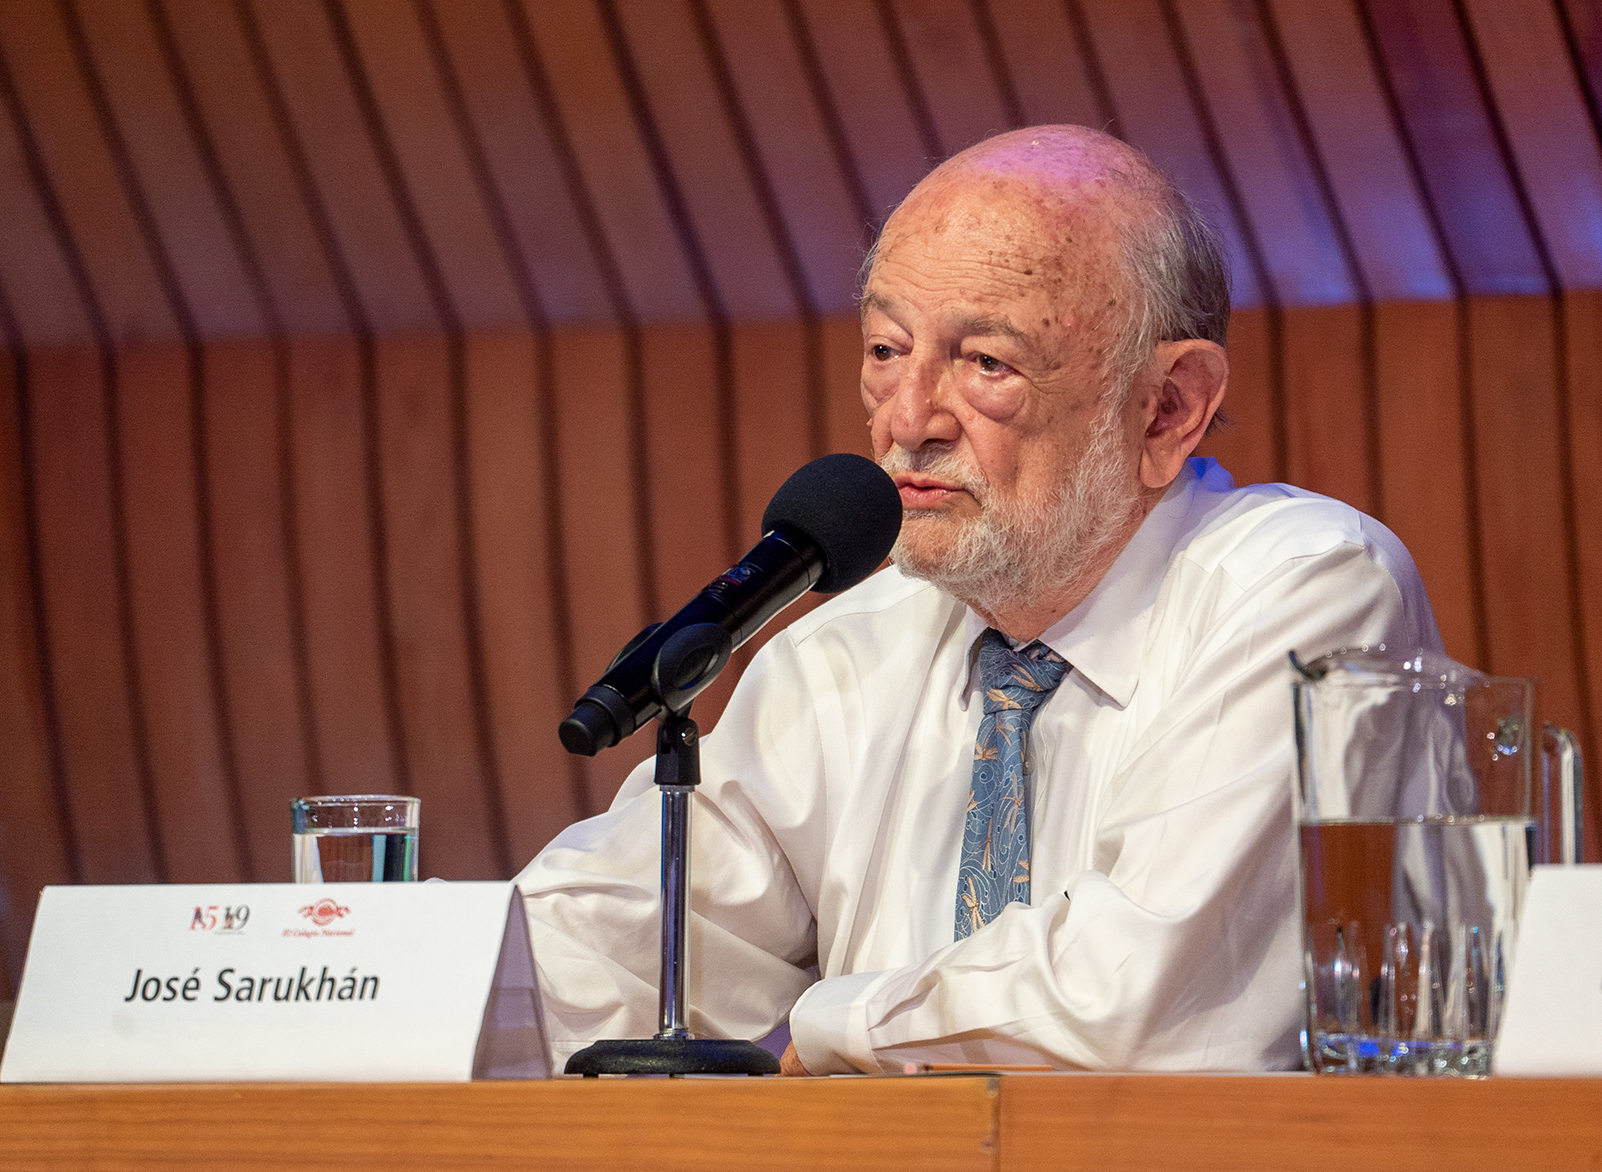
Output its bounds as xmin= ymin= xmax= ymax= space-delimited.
xmin=0 ymin=0 xmax=1600 ymax=999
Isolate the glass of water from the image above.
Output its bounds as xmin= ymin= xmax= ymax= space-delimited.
xmin=291 ymin=795 xmax=419 ymax=882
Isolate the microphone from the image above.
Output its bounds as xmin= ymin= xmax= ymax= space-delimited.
xmin=558 ymin=452 xmax=903 ymax=756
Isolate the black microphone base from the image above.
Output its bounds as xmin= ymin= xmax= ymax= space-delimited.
xmin=564 ymin=1037 xmax=781 ymax=1077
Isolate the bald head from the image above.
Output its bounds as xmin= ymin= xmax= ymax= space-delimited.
xmin=868 ymin=126 xmax=1230 ymax=399
xmin=920 ymin=125 xmax=1172 ymax=213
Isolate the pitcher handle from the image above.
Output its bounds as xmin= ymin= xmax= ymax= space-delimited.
xmin=1539 ymin=722 xmax=1585 ymax=865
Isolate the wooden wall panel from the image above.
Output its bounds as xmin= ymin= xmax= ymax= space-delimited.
xmin=637 ymin=320 xmax=739 ymax=737
xmin=5 ymin=294 xmax=1602 ymax=994
xmin=373 ymin=334 xmax=505 ymax=879
xmin=1281 ymin=304 xmax=1374 ymax=514
xmin=0 ymin=354 xmax=72 ymax=993
xmin=1566 ymin=289 xmax=1602 ymax=761
xmin=727 ymin=318 xmax=828 ymax=694
xmin=117 ymin=345 xmax=245 ymax=884
xmin=464 ymin=329 xmax=584 ymax=863
xmin=203 ymin=338 xmax=313 ymax=883
xmin=733 ymin=320 xmax=816 ymax=547
xmin=288 ymin=337 xmax=399 ymax=795
xmin=1467 ymin=296 xmax=1587 ymax=739
xmin=823 ymin=314 xmax=871 ymax=461
xmin=551 ymin=324 xmax=655 ymax=813
xmin=5 ymin=0 xmax=1602 ymax=998
xmin=642 ymin=323 xmax=733 ymax=600
xmin=1196 ymin=306 xmax=1276 ymax=487
xmin=1564 ymin=287 xmax=1602 ymax=861
xmin=1373 ymin=299 xmax=1481 ymax=667
xmin=29 ymin=350 xmax=161 ymax=886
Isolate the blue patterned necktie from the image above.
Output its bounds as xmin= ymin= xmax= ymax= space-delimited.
xmin=954 ymin=629 xmax=1070 ymax=940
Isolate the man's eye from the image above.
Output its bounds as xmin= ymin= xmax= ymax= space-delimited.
xmin=870 ymin=344 xmax=895 ymax=361
xmin=976 ymin=353 xmax=1007 ymax=373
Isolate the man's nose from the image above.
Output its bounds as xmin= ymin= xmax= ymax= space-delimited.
xmin=885 ymin=358 xmax=961 ymax=451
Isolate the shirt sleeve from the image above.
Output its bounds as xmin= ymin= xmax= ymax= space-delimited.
xmin=789 ymin=538 xmax=1438 ymax=1074
xmin=515 ymin=634 xmax=826 ymax=1068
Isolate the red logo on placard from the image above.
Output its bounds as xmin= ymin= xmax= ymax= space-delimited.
xmin=298 ymin=898 xmax=350 ymax=927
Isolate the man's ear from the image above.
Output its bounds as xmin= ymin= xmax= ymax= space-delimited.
xmin=1137 ymin=340 xmax=1228 ymax=490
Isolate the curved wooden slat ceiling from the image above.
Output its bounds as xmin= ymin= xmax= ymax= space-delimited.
xmin=2 ymin=0 xmax=1602 ymax=999
xmin=0 ymin=0 xmax=1597 ymax=343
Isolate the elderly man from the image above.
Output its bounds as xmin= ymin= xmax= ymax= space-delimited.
xmin=516 ymin=126 xmax=1439 ymax=1074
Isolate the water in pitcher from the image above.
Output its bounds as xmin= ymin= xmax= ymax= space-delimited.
xmin=292 ymin=828 xmax=418 ymax=883
xmin=1300 ymin=815 xmax=1531 ymax=1076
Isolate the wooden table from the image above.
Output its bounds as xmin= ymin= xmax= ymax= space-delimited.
xmin=4 ymin=1073 xmax=1601 ymax=1171
xmin=999 ymin=1073 xmax=1602 ymax=1170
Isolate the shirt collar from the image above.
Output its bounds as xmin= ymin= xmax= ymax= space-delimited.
xmin=961 ymin=460 xmax=1202 ymax=709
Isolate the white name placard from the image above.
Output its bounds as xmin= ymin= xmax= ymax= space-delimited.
xmin=1496 ymin=865 xmax=1602 ymax=1075
xmin=0 ymin=882 xmax=552 ymax=1083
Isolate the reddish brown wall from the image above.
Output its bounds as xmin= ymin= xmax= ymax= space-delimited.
xmin=3 ymin=0 xmax=1602 ymax=998
xmin=3 ymin=298 xmax=1599 ymax=997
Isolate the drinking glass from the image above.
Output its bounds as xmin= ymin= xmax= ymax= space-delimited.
xmin=291 ymin=795 xmax=419 ymax=882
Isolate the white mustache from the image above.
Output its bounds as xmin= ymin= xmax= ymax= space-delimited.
xmin=877 ymin=446 xmax=989 ymax=503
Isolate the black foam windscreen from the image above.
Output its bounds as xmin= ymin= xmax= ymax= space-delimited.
xmin=761 ymin=452 xmax=903 ymax=593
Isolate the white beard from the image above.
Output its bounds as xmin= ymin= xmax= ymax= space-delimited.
xmin=881 ymin=397 xmax=1140 ymax=618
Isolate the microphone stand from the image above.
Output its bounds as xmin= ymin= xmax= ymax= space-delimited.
xmin=564 ymin=625 xmax=781 ymax=1076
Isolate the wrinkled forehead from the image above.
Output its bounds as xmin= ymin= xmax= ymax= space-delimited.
xmin=869 ymin=170 xmax=1132 ymax=310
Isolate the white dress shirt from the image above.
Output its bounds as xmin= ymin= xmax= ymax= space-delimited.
xmin=516 ymin=459 xmax=1441 ymax=1073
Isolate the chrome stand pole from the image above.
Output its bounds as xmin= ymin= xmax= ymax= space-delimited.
xmin=563 ymin=706 xmax=778 ymax=1076
xmin=656 ymin=715 xmax=697 ymax=1037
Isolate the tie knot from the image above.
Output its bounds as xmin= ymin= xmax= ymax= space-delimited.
xmin=978 ymin=629 xmax=1069 ymax=716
